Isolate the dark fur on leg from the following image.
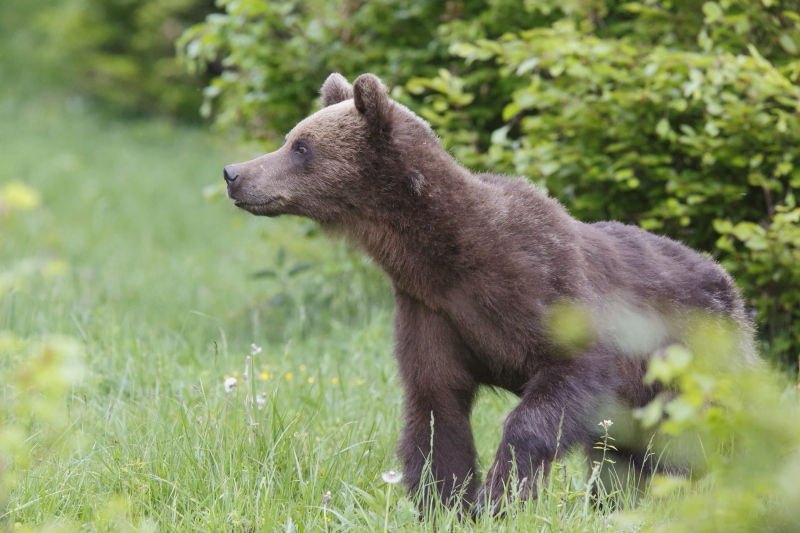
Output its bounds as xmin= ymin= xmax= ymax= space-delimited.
xmin=394 ymin=291 xmax=480 ymax=512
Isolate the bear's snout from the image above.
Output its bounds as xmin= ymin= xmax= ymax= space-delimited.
xmin=223 ymin=164 xmax=239 ymax=185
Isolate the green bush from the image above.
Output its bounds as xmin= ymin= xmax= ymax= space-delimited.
xmin=37 ymin=0 xmax=219 ymax=118
xmin=178 ymin=0 xmax=549 ymax=140
xmin=628 ymin=333 xmax=800 ymax=532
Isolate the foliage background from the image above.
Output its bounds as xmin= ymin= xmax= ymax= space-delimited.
xmin=26 ymin=0 xmax=220 ymax=117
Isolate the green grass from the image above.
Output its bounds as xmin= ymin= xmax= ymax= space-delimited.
xmin=0 ymin=71 xmax=662 ymax=532
xmin=4 ymin=1 xmax=800 ymax=527
xmin=9 ymin=5 xmax=796 ymax=530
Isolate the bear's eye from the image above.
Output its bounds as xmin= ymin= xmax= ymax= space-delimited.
xmin=292 ymin=141 xmax=309 ymax=156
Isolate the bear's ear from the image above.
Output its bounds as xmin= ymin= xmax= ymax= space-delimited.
xmin=320 ymin=73 xmax=353 ymax=107
xmin=353 ymin=74 xmax=392 ymax=132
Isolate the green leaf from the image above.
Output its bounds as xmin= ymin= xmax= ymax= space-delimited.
xmin=516 ymin=57 xmax=540 ymax=75
xmin=614 ymin=168 xmax=634 ymax=180
xmin=538 ymin=161 xmax=560 ymax=177
xmin=713 ymin=219 xmax=734 ymax=235
xmin=502 ymin=102 xmax=521 ymax=122
xmin=405 ymin=78 xmax=430 ymax=95
xmin=744 ymin=235 xmax=769 ymax=250
xmin=779 ymin=33 xmax=799 ymax=55
xmin=664 ymin=397 xmax=698 ymax=423
xmin=775 ymin=161 xmax=793 ymax=177
xmin=491 ymin=126 xmax=510 ymax=145
xmin=731 ymin=222 xmax=763 ymax=241
xmin=645 ymin=345 xmax=692 ymax=385
xmin=791 ymin=169 xmax=800 ymax=188
xmin=655 ymin=118 xmax=671 ymax=138
xmin=702 ymin=2 xmax=724 ymax=23
xmin=715 ymin=234 xmax=735 ymax=252
xmin=635 ymin=398 xmax=665 ymax=428
xmin=669 ymin=98 xmax=688 ymax=112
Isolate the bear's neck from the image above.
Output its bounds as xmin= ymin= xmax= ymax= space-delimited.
xmin=345 ymin=163 xmax=481 ymax=306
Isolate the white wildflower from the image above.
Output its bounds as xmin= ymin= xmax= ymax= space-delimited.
xmin=257 ymin=392 xmax=268 ymax=410
xmin=381 ymin=470 xmax=403 ymax=484
xmin=598 ymin=420 xmax=613 ymax=429
xmin=250 ymin=344 xmax=262 ymax=356
xmin=223 ymin=377 xmax=237 ymax=393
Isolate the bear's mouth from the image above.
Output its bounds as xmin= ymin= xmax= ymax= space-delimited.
xmin=233 ymin=197 xmax=284 ymax=217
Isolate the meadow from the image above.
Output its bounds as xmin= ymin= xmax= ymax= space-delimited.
xmin=0 ymin=57 xmax=624 ymax=533
xmin=3 ymin=10 xmax=800 ymax=531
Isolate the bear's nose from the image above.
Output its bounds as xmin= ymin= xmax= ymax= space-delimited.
xmin=223 ymin=165 xmax=239 ymax=185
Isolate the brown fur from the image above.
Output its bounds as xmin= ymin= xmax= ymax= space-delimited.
xmin=223 ymin=73 xmax=757 ymax=512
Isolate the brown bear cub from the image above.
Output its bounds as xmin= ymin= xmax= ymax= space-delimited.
xmin=223 ymin=73 xmax=756 ymax=513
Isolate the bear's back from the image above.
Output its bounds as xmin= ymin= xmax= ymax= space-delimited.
xmin=585 ymin=220 xmax=740 ymax=315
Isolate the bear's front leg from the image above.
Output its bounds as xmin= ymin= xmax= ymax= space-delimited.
xmin=393 ymin=292 xmax=479 ymax=510
xmin=476 ymin=357 xmax=609 ymax=515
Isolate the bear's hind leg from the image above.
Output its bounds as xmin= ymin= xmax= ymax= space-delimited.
xmin=475 ymin=356 xmax=615 ymax=515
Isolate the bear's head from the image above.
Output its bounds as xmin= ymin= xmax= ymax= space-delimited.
xmin=223 ymin=73 xmax=441 ymax=223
